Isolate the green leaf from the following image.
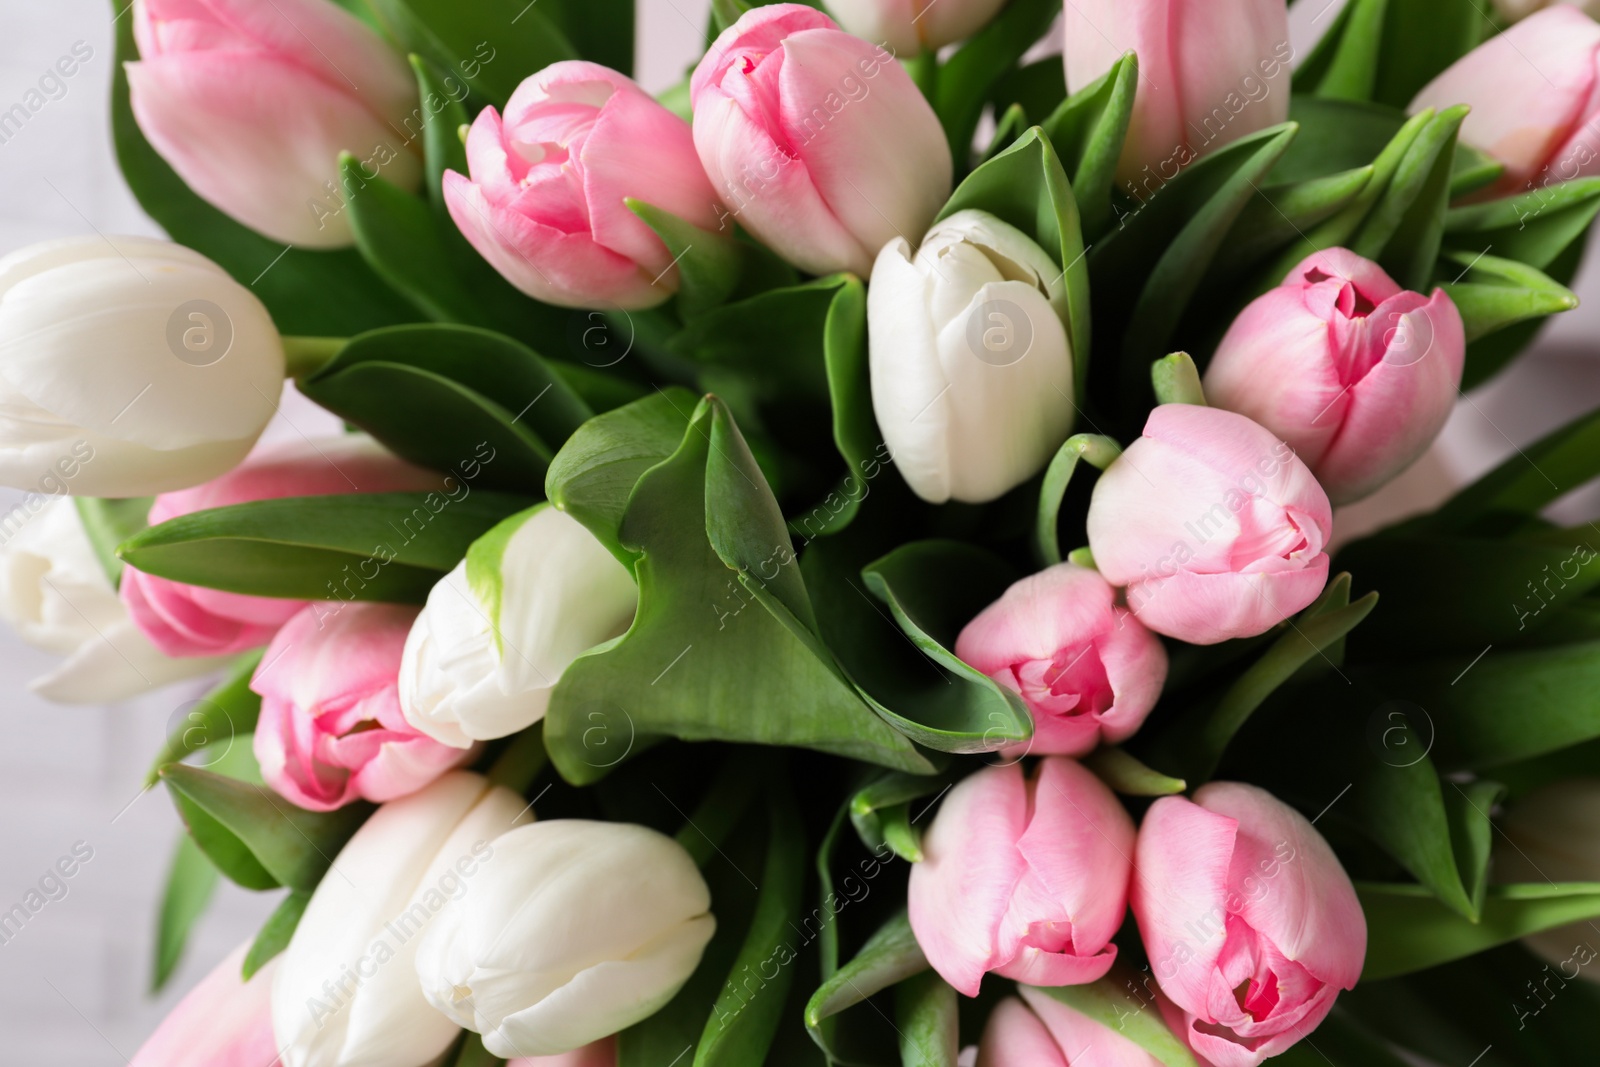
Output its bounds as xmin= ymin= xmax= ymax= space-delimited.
xmin=1084 ymin=746 xmax=1186 ymax=796
xmin=1445 ymin=178 xmax=1600 ymax=270
xmin=1439 ymin=252 xmax=1579 ymax=344
xmin=1449 ymin=143 xmax=1503 ymax=200
xmin=805 ymin=910 xmax=929 ymax=1060
xmin=242 ymin=889 xmax=310 ymax=979
xmin=542 ymin=0 xmax=634 ymax=75
xmin=1212 ymin=166 xmax=1374 ymax=276
xmin=1359 ymin=882 xmax=1600 ymax=980
xmin=895 ymin=971 xmax=958 ymax=1067
xmin=146 ymin=651 xmax=264 ymax=785
xmin=118 ymin=490 xmax=537 ymax=602
xmin=933 ymin=0 xmax=1064 ymax=163
xmin=849 ymin=772 xmax=952 ymax=854
xmin=300 ymin=324 xmax=592 ymax=492
xmin=152 ymin=833 xmax=219 ymax=992
xmin=1352 ymin=106 xmax=1465 ymax=292
xmin=1267 ymin=1007 xmax=1416 ymax=1067
xmin=1273 ymin=97 xmax=1406 ymax=184
xmin=668 ymin=276 xmax=838 ymax=407
xmin=1369 ymin=0 xmax=1490 ymax=110
xmin=982 ymin=103 xmax=1030 ymax=163
xmin=1422 ymin=406 xmax=1600 ymax=533
xmin=1029 ymin=977 xmax=1201 ymax=1067
xmin=1445 ymin=778 xmax=1504 ymax=919
xmin=74 ymin=497 xmax=151 ymax=588
xmin=1304 ymin=0 xmax=1388 ymax=102
xmin=410 ymin=54 xmax=468 ymax=209
xmin=362 ymin=0 xmax=575 ymax=108
xmin=627 ymin=199 xmax=740 ymax=317
xmin=1041 ymin=52 xmax=1137 ymax=241
xmin=1034 ymin=433 xmax=1120 ymax=565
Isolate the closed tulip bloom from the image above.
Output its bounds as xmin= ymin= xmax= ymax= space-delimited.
xmin=690 ymin=4 xmax=952 ymax=276
xmin=507 ymin=1039 xmax=615 ymax=1067
xmin=977 ymin=987 xmax=1167 ymax=1067
xmin=1412 ymin=7 xmax=1600 ymax=195
xmin=415 ymin=820 xmax=716 ymax=1057
xmin=1493 ymin=778 xmax=1600 ymax=977
xmin=121 ymin=435 xmax=442 ymax=658
xmin=956 ymin=563 xmax=1166 ymax=756
xmin=869 ymin=210 xmax=1074 ymax=504
xmin=1491 ymin=0 xmax=1600 ymax=23
xmin=274 ymin=771 xmax=532 ymax=1067
xmin=908 ymin=758 xmax=1134 ymax=996
xmin=128 ymin=0 xmax=420 ymax=247
xmin=1086 ymin=405 xmax=1332 ymax=645
xmin=1132 ymin=783 xmax=1366 ymax=1067
xmin=400 ymin=504 xmax=636 ymax=748
xmin=0 ymin=236 xmax=282 ymax=497
xmin=130 ymin=943 xmax=278 ymax=1067
xmin=826 ymin=0 xmax=1007 ymax=56
xmin=1064 ymin=0 xmax=1292 ymax=187
xmin=1204 ymin=249 xmax=1465 ymax=505
xmin=446 ymin=62 xmax=720 ymax=310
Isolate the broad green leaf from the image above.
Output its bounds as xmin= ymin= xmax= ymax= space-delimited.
xmin=152 ymin=833 xmax=219 ymax=992
xmin=1304 ymin=0 xmax=1388 ymax=101
xmin=1035 ymin=434 xmax=1121 ymax=565
xmin=1212 ymin=166 xmax=1373 ymax=275
xmin=627 ymin=200 xmax=739 ymax=317
xmin=668 ymin=276 xmax=840 ymax=403
xmin=1445 ymin=178 xmax=1600 ymax=270
xmin=1440 ymin=252 xmax=1579 ymax=344
xmin=1268 ymin=1007 xmax=1416 ymax=1067
xmin=1041 ymin=53 xmax=1137 ymax=240
xmin=1352 ymin=107 xmax=1465 ymax=291
xmin=147 ymin=651 xmax=264 ymax=785
xmin=849 ymin=772 xmax=953 ymax=854
xmin=988 ymin=56 xmax=1067 ymax=132
xmin=1369 ymin=0 xmax=1490 ymax=110
xmin=75 ymin=497 xmax=151 ymax=588
xmin=805 ymin=910 xmax=929 ymax=1060
xmin=410 ymin=54 xmax=468 ymax=209
xmin=1273 ymin=97 xmax=1406 ymax=185
xmin=1030 ymin=977 xmax=1201 ymax=1067
xmin=1449 ymin=143 xmax=1503 ymax=200
xmin=362 ymin=0 xmax=574 ymax=108
xmin=1084 ymin=746 xmax=1186 ymax=796
xmin=933 ymin=0 xmax=1063 ymax=163
xmin=896 ymin=971 xmax=958 ymax=1067
xmin=982 ymin=103 xmax=1030 ymax=163
xmin=1445 ymin=779 xmax=1503 ymax=919
xmin=242 ymin=889 xmax=310 ymax=979
xmin=118 ymin=491 xmax=537 ymax=602
xmin=1422 ymin=406 xmax=1600 ymax=533
xmin=542 ymin=0 xmax=634 ymax=74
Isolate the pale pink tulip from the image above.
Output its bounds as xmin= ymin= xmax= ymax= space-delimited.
xmin=129 ymin=943 xmax=279 ymax=1067
xmin=1064 ymin=0 xmax=1293 ymax=188
xmin=827 ymin=0 xmax=1007 ymax=56
xmin=508 ymin=1038 xmax=616 ymax=1067
xmin=253 ymin=601 xmax=475 ymax=811
xmin=127 ymin=0 xmax=420 ymax=247
xmin=908 ymin=758 xmax=1134 ymax=997
xmin=121 ymin=435 xmax=442 ymax=658
xmin=1131 ymin=782 xmax=1366 ymax=1067
xmin=689 ymin=4 xmax=952 ymax=276
xmin=956 ymin=563 xmax=1167 ymax=757
xmin=1085 ymin=405 xmax=1332 ymax=645
xmin=1204 ymin=248 xmax=1465 ymax=505
xmin=445 ymin=61 xmax=720 ymax=310
xmin=1412 ymin=6 xmax=1600 ymax=195
xmin=977 ymin=988 xmax=1168 ymax=1067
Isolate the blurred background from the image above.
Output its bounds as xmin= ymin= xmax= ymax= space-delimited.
xmin=0 ymin=0 xmax=1595 ymax=1061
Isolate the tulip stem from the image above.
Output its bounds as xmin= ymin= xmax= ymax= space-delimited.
xmin=1152 ymin=352 xmax=1208 ymax=407
xmin=486 ymin=727 xmax=548 ymax=795
xmin=904 ymin=52 xmax=938 ymax=102
xmin=281 ymin=336 xmax=346 ymax=379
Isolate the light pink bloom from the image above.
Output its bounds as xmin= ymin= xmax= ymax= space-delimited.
xmin=1064 ymin=0 xmax=1293 ymax=187
xmin=446 ymin=61 xmax=720 ymax=310
xmin=121 ymin=435 xmax=442 ymax=658
xmin=129 ymin=943 xmax=278 ymax=1067
xmin=253 ymin=601 xmax=476 ymax=811
xmin=689 ymin=4 xmax=952 ymax=277
xmin=507 ymin=1038 xmax=616 ymax=1067
xmin=127 ymin=0 xmax=420 ymax=247
xmin=1132 ymin=782 xmax=1366 ymax=1067
xmin=1204 ymin=249 xmax=1464 ymax=505
xmin=956 ymin=563 xmax=1167 ymax=757
xmin=977 ymin=988 xmax=1168 ymax=1067
xmin=1412 ymin=6 xmax=1600 ymax=195
xmin=908 ymin=758 xmax=1134 ymax=997
xmin=827 ymin=0 xmax=1007 ymax=56
xmin=1085 ymin=405 xmax=1332 ymax=646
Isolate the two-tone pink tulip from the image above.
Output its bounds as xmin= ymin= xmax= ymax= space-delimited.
xmin=129 ymin=943 xmax=278 ymax=1067
xmin=978 ymin=987 xmax=1170 ymax=1067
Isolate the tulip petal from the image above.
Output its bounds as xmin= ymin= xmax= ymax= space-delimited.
xmin=1018 ymin=985 xmax=1169 ymax=1067
xmin=976 ymin=996 xmax=1070 ymax=1067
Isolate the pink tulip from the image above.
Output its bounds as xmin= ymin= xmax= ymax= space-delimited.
xmin=1064 ymin=0 xmax=1293 ymax=189
xmin=507 ymin=1038 xmax=616 ymax=1067
xmin=253 ymin=601 xmax=476 ymax=811
xmin=955 ymin=563 xmax=1167 ymax=757
xmin=977 ymin=988 xmax=1168 ymax=1067
xmin=1204 ymin=249 xmax=1465 ymax=505
xmin=1131 ymin=782 xmax=1366 ymax=1067
xmin=445 ymin=62 xmax=721 ymax=310
xmin=130 ymin=943 xmax=278 ymax=1067
xmin=1412 ymin=6 xmax=1600 ymax=195
xmin=689 ymin=5 xmax=953 ymax=277
xmin=826 ymin=0 xmax=1008 ymax=56
xmin=1085 ymin=405 xmax=1332 ymax=646
xmin=121 ymin=435 xmax=442 ymax=658
xmin=908 ymin=758 xmax=1134 ymax=996
xmin=127 ymin=0 xmax=420 ymax=247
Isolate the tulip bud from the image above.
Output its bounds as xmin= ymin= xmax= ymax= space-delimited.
xmin=445 ymin=62 xmax=721 ymax=310
xmin=400 ymin=504 xmax=636 ymax=748
xmin=127 ymin=0 xmax=420 ymax=247
xmin=1064 ymin=0 xmax=1292 ymax=187
xmin=121 ymin=435 xmax=443 ymax=658
xmin=0 ymin=497 xmax=224 ymax=702
xmin=1490 ymin=0 xmax=1600 ymax=24
xmin=955 ymin=563 xmax=1167 ymax=756
xmin=274 ymin=771 xmax=532 ymax=1067
xmin=253 ymin=602 xmax=478 ymax=812
xmin=414 ymin=820 xmax=716 ymax=1057
xmin=869 ymin=210 xmax=1075 ymax=504
xmin=977 ymin=987 xmax=1169 ymax=1067
xmin=507 ymin=1039 xmax=616 ymax=1067
xmin=690 ymin=4 xmax=953 ymax=276
xmin=1412 ymin=7 xmax=1600 ymax=195
xmin=0 ymin=236 xmax=283 ymax=497
xmin=1494 ymin=778 xmax=1600 ymax=977
xmin=908 ymin=758 xmax=1134 ymax=996
xmin=1131 ymin=782 xmax=1365 ymax=1067
xmin=1085 ymin=404 xmax=1332 ymax=645
xmin=131 ymin=942 xmax=279 ymax=1067
xmin=826 ymin=0 xmax=1007 ymax=56
xmin=1203 ymin=249 xmax=1464 ymax=505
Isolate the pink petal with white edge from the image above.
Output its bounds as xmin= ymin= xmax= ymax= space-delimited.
xmin=1124 ymin=558 xmax=1330 ymax=646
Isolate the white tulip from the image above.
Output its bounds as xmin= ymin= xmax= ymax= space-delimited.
xmin=414 ymin=820 xmax=715 ymax=1057
xmin=0 ymin=496 xmax=224 ymax=702
xmin=399 ymin=505 xmax=637 ymax=748
xmin=1495 ymin=778 xmax=1600 ymax=979
xmin=868 ymin=209 xmax=1075 ymax=504
xmin=274 ymin=771 xmax=533 ymax=1067
xmin=0 ymin=236 xmax=283 ymax=497
xmin=826 ymin=0 xmax=1007 ymax=56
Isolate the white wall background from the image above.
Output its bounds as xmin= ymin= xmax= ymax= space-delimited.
xmin=0 ymin=0 xmax=1594 ymax=1061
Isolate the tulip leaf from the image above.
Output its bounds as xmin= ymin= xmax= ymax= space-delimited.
xmin=1034 ymin=433 xmax=1121 ymax=566
xmin=1273 ymin=97 xmax=1406 ymax=184
xmin=1040 ymin=52 xmax=1137 ymax=241
xmin=74 ymin=497 xmax=151 ymax=589
xmin=628 ymin=199 xmax=797 ymax=320
xmin=668 ymin=277 xmax=840 ymax=402
xmin=989 ymin=56 xmax=1068 ymax=132
xmin=152 ymin=832 xmax=220 ymax=993
xmin=410 ymin=54 xmax=468 ymax=208
xmin=301 ymin=324 xmax=593 ymax=493
xmin=1359 ymin=882 xmax=1600 ymax=981
xmin=1029 ymin=978 xmax=1202 ymax=1067
xmin=146 ymin=651 xmax=264 ymax=786
xmin=545 ymin=396 xmax=932 ymax=784
xmin=1445 ymin=178 xmax=1600 ymax=271
xmin=362 ymin=0 xmax=576 ymax=109
xmin=932 ymin=0 xmax=1063 ymax=164
xmin=161 ymin=763 xmax=373 ymax=893
xmin=895 ymin=971 xmax=958 ymax=1067
xmin=1368 ymin=0 xmax=1490 ymax=111
xmin=119 ymin=490 xmax=537 ymax=603
xmin=242 ymin=889 xmax=310 ymax=980
xmin=849 ymin=771 xmax=954 ymax=855
xmin=1352 ymin=106 xmax=1465 ymax=292
xmin=109 ymin=7 xmax=416 ymax=337
xmin=804 ymin=910 xmax=929 ymax=1060
xmin=1084 ymin=746 xmax=1186 ymax=797
xmin=1301 ymin=0 xmax=1389 ymax=102
xmin=1439 ymin=252 xmax=1579 ymax=345
xmin=1421 ymin=405 xmax=1600 ymax=534
xmin=1213 ymin=166 xmax=1374 ymax=275
xmin=982 ymin=103 xmax=1030 ymax=163
xmin=1267 ymin=1007 xmax=1417 ymax=1067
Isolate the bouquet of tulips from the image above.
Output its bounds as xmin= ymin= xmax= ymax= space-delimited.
xmin=11 ymin=0 xmax=1600 ymax=1062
